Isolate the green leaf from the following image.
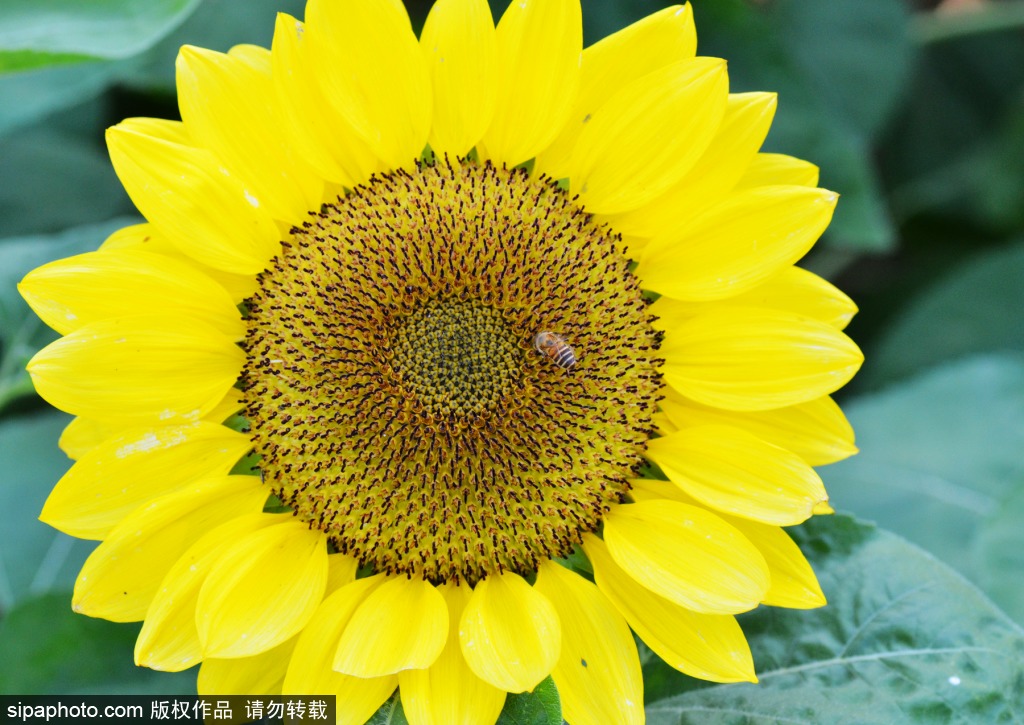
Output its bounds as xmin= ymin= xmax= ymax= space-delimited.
xmin=823 ymin=355 xmax=1024 ymax=622
xmin=497 ymin=677 xmax=561 ymax=725
xmin=0 ymin=128 xmax=133 ymax=238
xmin=0 ymin=218 xmax=136 ymax=412
xmin=969 ymin=99 xmax=1024 ymax=234
xmin=0 ymin=61 xmax=114 ymax=135
xmin=0 ymin=410 xmax=91 ymax=610
xmin=0 ymin=0 xmax=203 ymax=72
xmin=0 ymin=592 xmax=195 ymax=694
xmin=863 ymin=242 xmax=1024 ymax=387
xmin=975 ymin=485 xmax=1024 ymax=626
xmin=644 ymin=515 xmax=1024 ymax=722
xmin=0 ymin=50 xmax=94 ymax=74
xmin=365 ymin=693 xmax=410 ymax=725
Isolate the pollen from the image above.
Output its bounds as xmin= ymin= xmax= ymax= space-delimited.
xmin=243 ymin=158 xmax=662 ymax=584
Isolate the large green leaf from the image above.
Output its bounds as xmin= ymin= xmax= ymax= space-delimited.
xmin=0 ymin=410 xmax=91 ymax=610
xmin=0 ymin=218 xmax=135 ymax=412
xmin=0 ymin=0 xmax=203 ymax=72
xmin=823 ymin=355 xmax=1024 ymax=622
xmin=974 ymin=485 xmax=1024 ymax=628
xmin=0 ymin=62 xmax=114 ymax=135
xmin=862 ymin=242 xmax=1024 ymax=387
xmin=644 ymin=516 xmax=1024 ymax=722
xmin=0 ymin=128 xmax=133 ymax=238
xmin=0 ymin=592 xmax=195 ymax=694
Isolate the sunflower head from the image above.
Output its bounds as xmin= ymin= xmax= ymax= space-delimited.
xmin=19 ymin=0 xmax=862 ymax=723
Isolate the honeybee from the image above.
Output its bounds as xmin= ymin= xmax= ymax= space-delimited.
xmin=533 ymin=331 xmax=577 ymax=369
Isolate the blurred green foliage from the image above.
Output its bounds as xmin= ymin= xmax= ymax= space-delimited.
xmin=1 ymin=0 xmax=1023 ymax=721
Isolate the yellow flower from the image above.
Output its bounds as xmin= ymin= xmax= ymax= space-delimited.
xmin=18 ymin=0 xmax=863 ymax=723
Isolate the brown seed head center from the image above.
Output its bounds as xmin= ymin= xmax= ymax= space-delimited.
xmin=243 ymin=158 xmax=662 ymax=584
xmin=391 ymin=298 xmax=519 ymax=418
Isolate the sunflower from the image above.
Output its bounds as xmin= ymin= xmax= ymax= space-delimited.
xmin=18 ymin=0 xmax=862 ymax=722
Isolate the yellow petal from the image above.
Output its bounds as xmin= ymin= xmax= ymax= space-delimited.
xmin=586 ymin=534 xmax=756 ymax=683
xmin=271 ymin=14 xmax=380 ymax=187
xmin=629 ymin=480 xmax=826 ymax=608
xmin=628 ymin=481 xmax=826 ymax=609
xmin=420 ymin=0 xmax=498 ymax=157
xmin=651 ymin=264 xmax=857 ymax=332
xmin=536 ymin=4 xmax=696 ymax=179
xmin=117 ymin=117 xmax=191 ymax=144
xmin=58 ymin=416 xmax=111 ymax=461
xmin=607 ymin=91 xmax=777 ymax=236
xmin=638 ymin=186 xmax=838 ymax=301
xmin=569 ymin=57 xmax=728 ymax=215
xmin=647 ymin=425 xmax=828 ymax=526
xmin=205 ymin=388 xmax=244 ymax=423
xmin=658 ymin=387 xmax=858 ymax=467
xmin=283 ymin=576 xmax=398 ymax=725
xmin=58 ymin=388 xmax=245 ymax=462
xmin=226 ymin=43 xmax=271 ymax=70
xmin=660 ymin=306 xmax=864 ymax=411
xmin=107 ymin=121 xmax=280 ymax=274
xmin=326 ymin=553 xmax=360 ymax=594
xmin=534 ymin=561 xmax=643 ymax=725
xmin=19 ymin=249 xmax=242 ymax=339
xmin=724 ymin=517 xmax=826 ymax=609
xmin=176 ymin=45 xmax=321 ymax=222
xmin=737 ymin=152 xmax=820 ymax=189
xmin=73 ymin=475 xmax=266 ymax=622
xmin=306 ymin=0 xmax=430 ymax=169
xmin=99 ymin=223 xmax=176 ymax=253
xmin=41 ymin=422 xmax=250 ymax=540
xmin=601 ymin=500 xmax=769 ymax=614
xmin=135 ymin=513 xmax=284 ymax=671
xmin=652 ymin=411 xmax=677 ymax=436
xmin=334 ymin=576 xmax=448 ymax=677
xmin=98 ymin=223 xmax=258 ymax=303
xmin=399 ymin=582 xmax=506 ymax=725
xmin=459 ymin=570 xmax=561 ymax=692
xmin=197 ymin=520 xmax=328 ymax=658
xmin=198 ymin=636 xmax=297 ymax=695
xmin=27 ymin=315 xmax=244 ymax=426
xmin=628 ymin=477 xmax=691 ymax=505
xmin=481 ymin=0 xmax=581 ymax=166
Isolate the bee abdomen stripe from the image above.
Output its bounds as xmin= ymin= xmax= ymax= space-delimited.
xmin=554 ymin=347 xmax=577 ymax=368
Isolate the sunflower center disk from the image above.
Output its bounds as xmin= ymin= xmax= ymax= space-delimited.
xmin=243 ymin=159 xmax=662 ymax=584
xmin=391 ymin=299 xmax=519 ymax=417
